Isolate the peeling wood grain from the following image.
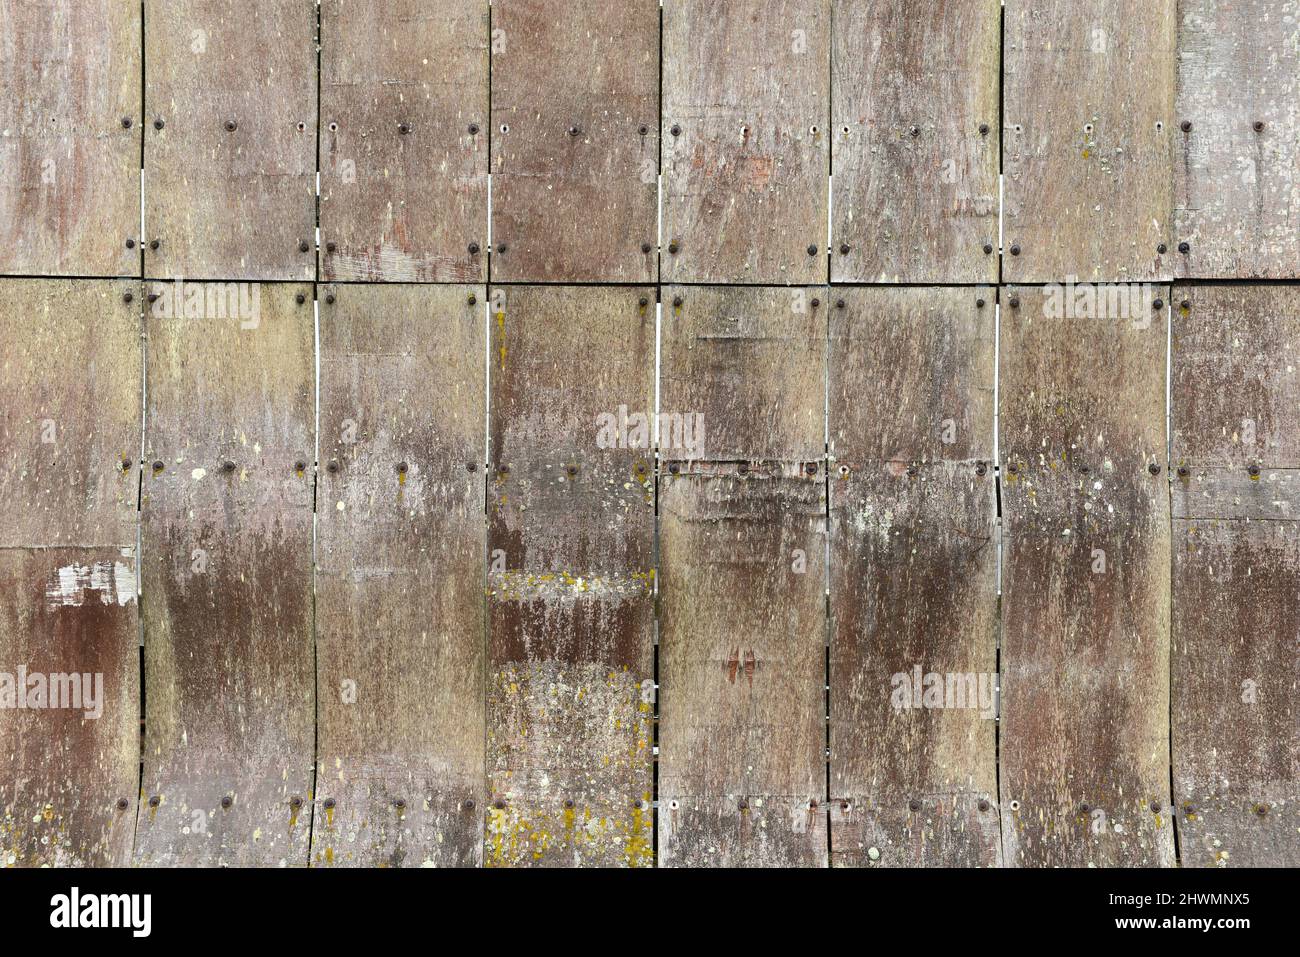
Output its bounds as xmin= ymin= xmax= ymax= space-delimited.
xmin=663 ymin=0 xmax=830 ymax=284
xmin=320 ymin=0 xmax=488 ymax=283
xmin=144 ymin=1 xmax=316 ymax=281
xmin=831 ymin=0 xmax=1000 ymax=284
xmin=486 ymin=286 xmax=654 ymax=866
xmin=660 ymin=285 xmax=826 ymax=463
xmin=313 ymin=284 xmax=486 ymax=867
xmin=999 ymin=285 xmax=1176 ymax=866
xmin=135 ymin=284 xmax=314 ymax=866
xmin=1174 ymin=0 xmax=1300 ymax=279
xmin=1003 ymin=1 xmax=1175 ymax=282
xmin=1171 ymin=284 xmax=1299 ymax=867
xmin=489 ymin=0 xmax=659 ymax=283
xmin=658 ymin=472 xmax=828 ymax=866
xmin=0 ymin=0 xmax=141 ymax=276
xmin=0 ymin=278 xmax=141 ymax=867
xmin=828 ymin=288 xmax=999 ymax=867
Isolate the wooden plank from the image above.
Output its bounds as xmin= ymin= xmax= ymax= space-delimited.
xmin=658 ymin=470 xmax=827 ymax=867
xmin=0 ymin=279 xmax=140 ymax=866
xmin=1003 ymin=1 xmax=1176 ymax=282
xmin=657 ymin=285 xmax=826 ymax=866
xmin=135 ymin=282 xmax=314 ymax=866
xmin=1170 ymin=284 xmax=1300 ymax=867
xmin=489 ymin=0 xmax=659 ymax=283
xmin=659 ymin=285 xmax=826 ymax=462
xmin=1175 ymin=1 xmax=1300 ymax=279
xmin=830 ymin=1 xmax=1000 ymax=284
xmin=144 ymin=1 xmax=316 ymax=281
xmin=313 ymin=284 xmax=485 ymax=867
xmin=662 ymin=0 xmax=830 ymax=284
xmin=827 ymin=287 xmax=1000 ymax=867
xmin=320 ymin=1 xmax=489 ymax=283
xmin=486 ymin=285 xmax=655 ymax=867
xmin=999 ymin=284 xmax=1176 ymax=866
xmin=0 ymin=0 xmax=140 ymax=277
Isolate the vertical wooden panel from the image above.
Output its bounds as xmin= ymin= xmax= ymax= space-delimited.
xmin=489 ymin=1 xmax=659 ymax=283
xmin=486 ymin=285 xmax=654 ymax=866
xmin=0 ymin=280 xmax=141 ymax=866
xmin=999 ymin=285 xmax=1176 ymax=866
xmin=313 ymin=284 xmax=485 ymax=867
xmin=658 ymin=286 xmax=826 ymax=866
xmin=663 ymin=0 xmax=830 ymax=284
xmin=0 ymin=1 xmax=140 ymax=276
xmin=144 ymin=1 xmax=316 ymax=280
xmin=831 ymin=1 xmax=1000 ymax=284
xmin=1175 ymin=2 xmax=1300 ymax=279
xmin=1170 ymin=285 xmax=1300 ymax=867
xmin=827 ymin=288 xmax=1000 ymax=867
xmin=136 ymin=283 xmax=314 ymax=866
xmin=320 ymin=1 xmax=489 ymax=283
xmin=1004 ymin=1 xmax=1175 ymax=282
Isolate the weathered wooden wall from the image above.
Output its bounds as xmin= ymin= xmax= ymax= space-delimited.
xmin=1 ymin=0 xmax=1296 ymax=869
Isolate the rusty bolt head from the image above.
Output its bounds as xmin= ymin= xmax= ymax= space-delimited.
xmin=1009 ymin=296 xmax=1021 ymax=309
xmin=1248 ymin=464 xmax=1261 ymax=477
xmin=1080 ymin=803 xmax=1091 ymax=814
xmin=326 ymin=460 xmax=339 ymax=473
xmin=978 ymin=799 xmax=990 ymax=812
xmin=150 ymin=239 xmax=160 ymax=250
xmin=983 ymin=243 xmax=993 ymax=254
xmin=121 ymin=459 xmax=133 ymax=472
xmin=975 ymin=462 xmax=988 ymax=476
xmin=738 ymin=799 xmax=749 ymax=811
xmin=564 ymin=799 xmax=575 ymax=809
xmin=466 ymin=462 xmax=477 ymax=472
xmin=979 ymin=123 xmax=990 ymax=136
xmin=835 ymin=299 xmax=846 ymax=309
xmin=493 ymin=799 xmax=506 ymax=810
xmin=672 ymin=295 xmax=683 ymax=308
xmin=1007 ymin=462 xmax=1019 ymax=475
xmin=289 ymin=796 xmax=303 ymax=810
xmin=641 ymin=242 xmax=652 ymax=254
xmin=148 ymin=292 xmax=159 ymax=303
xmin=1157 ymin=243 xmax=1167 ymax=254
xmin=1255 ymin=803 xmax=1269 ymax=816
xmin=1180 ymin=298 xmax=1191 ymax=310
xmin=468 ymin=123 xmax=479 ymax=135
xmin=467 ymin=242 xmax=480 ymax=255
xmin=1178 ymin=241 xmax=1191 ymax=254
xmin=805 ymin=462 xmax=818 ymax=476
xmin=396 ymin=462 xmax=408 ymax=475
xmin=123 ymin=291 xmax=134 ymax=303
xmin=393 ymin=798 xmax=406 ymax=810
xmin=668 ymin=463 xmax=680 ymax=475
xmin=325 ymin=293 xmax=335 ymax=305
xmin=566 ymin=464 xmax=578 ymax=476
xmin=1253 ymin=120 xmax=1265 ymax=133
xmin=116 ymin=798 xmax=130 ymax=811
xmin=299 ymin=240 xmax=310 ymax=253
xmin=1148 ymin=463 xmax=1161 ymax=475
xmin=737 ymin=462 xmax=750 ymax=476
xmin=323 ymin=798 xmax=336 ymax=810
xmin=810 ymin=297 xmax=820 ymax=308
xmin=807 ymin=244 xmax=818 ymax=256
xmin=976 ymin=297 xmax=986 ymax=308
xmin=222 ymin=460 xmax=236 ymax=473
xmin=839 ymin=242 xmax=851 ymax=255
xmin=326 ymin=241 xmax=337 ymax=253
xmin=1180 ymin=120 xmax=1192 ymax=132
xmin=294 ymin=460 xmax=306 ymax=472
xmin=220 ymin=796 xmax=233 ymax=810
xmin=126 ymin=238 xmax=136 ymax=249
xmin=1177 ymin=465 xmax=1190 ymax=478
xmin=668 ymin=240 xmax=680 ymax=255
xmin=638 ymin=296 xmax=649 ymax=308
xmin=153 ymin=118 xmax=164 ymax=130
xmin=467 ymin=294 xmax=477 ymax=306
xmin=1153 ymin=298 xmax=1164 ymax=310
xmin=1009 ymin=244 xmax=1021 ymax=256
xmin=295 ymin=293 xmax=306 ymax=305
xmin=225 ymin=120 xmax=237 ymax=132
xmin=152 ymin=460 xmax=164 ymax=472
xmin=909 ymin=799 xmax=921 ymax=812
xmin=497 ymin=242 xmax=508 ymax=253
xmin=906 ymin=464 xmax=919 ymax=477
xmin=1150 ymin=801 xmax=1161 ymax=813
xmin=148 ymin=795 xmax=161 ymax=807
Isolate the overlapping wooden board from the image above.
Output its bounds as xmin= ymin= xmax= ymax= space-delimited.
xmin=657 ymin=286 xmax=826 ymax=866
xmin=313 ymin=284 xmax=485 ymax=867
xmin=489 ymin=0 xmax=659 ymax=283
xmin=144 ymin=1 xmax=316 ymax=280
xmin=827 ymin=288 xmax=1000 ymax=867
xmin=999 ymin=284 xmax=1176 ymax=866
xmin=662 ymin=0 xmax=830 ymax=284
xmin=831 ymin=1 xmax=1000 ymax=284
xmin=0 ymin=1 xmax=141 ymax=277
xmin=136 ymin=283 xmax=314 ymax=866
xmin=0 ymin=280 xmax=141 ymax=866
xmin=1003 ymin=1 xmax=1175 ymax=282
xmin=1175 ymin=1 xmax=1300 ymax=279
xmin=486 ymin=286 xmax=655 ymax=866
xmin=320 ymin=1 xmax=489 ymax=283
xmin=1170 ymin=285 xmax=1300 ymax=866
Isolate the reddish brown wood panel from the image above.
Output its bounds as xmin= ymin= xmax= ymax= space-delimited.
xmin=1175 ymin=1 xmax=1300 ymax=279
xmin=0 ymin=1 xmax=141 ymax=277
xmin=1003 ymin=1 xmax=1176 ymax=282
xmin=0 ymin=279 xmax=141 ymax=867
xmin=663 ymin=0 xmax=830 ymax=284
xmin=1170 ymin=285 xmax=1300 ymax=867
xmin=313 ymin=284 xmax=486 ymax=867
xmin=320 ymin=1 xmax=489 ymax=282
xmin=144 ymin=1 xmax=317 ymax=280
xmin=135 ymin=283 xmax=314 ymax=866
xmin=489 ymin=0 xmax=659 ymax=282
xmin=831 ymin=1 xmax=1000 ymax=283
xmin=827 ymin=288 xmax=1000 ymax=867
xmin=486 ymin=286 xmax=655 ymax=866
xmin=999 ymin=285 xmax=1176 ymax=866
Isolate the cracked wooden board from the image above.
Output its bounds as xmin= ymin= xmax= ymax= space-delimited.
xmin=827 ymin=288 xmax=999 ymax=867
xmin=313 ymin=284 xmax=485 ymax=867
xmin=999 ymin=286 xmax=1175 ymax=867
xmin=486 ymin=286 xmax=654 ymax=866
xmin=1174 ymin=1 xmax=1300 ymax=279
xmin=489 ymin=0 xmax=659 ymax=283
xmin=1003 ymin=0 xmax=1175 ymax=283
xmin=1170 ymin=284 xmax=1300 ymax=867
xmin=663 ymin=0 xmax=830 ymax=284
xmin=830 ymin=0 xmax=999 ymax=284
xmin=0 ymin=0 xmax=140 ymax=276
xmin=135 ymin=283 xmax=314 ymax=866
xmin=320 ymin=0 xmax=488 ymax=283
xmin=144 ymin=0 xmax=316 ymax=280
xmin=658 ymin=470 xmax=827 ymax=867
xmin=659 ymin=285 xmax=826 ymax=463
xmin=0 ymin=279 xmax=140 ymax=867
